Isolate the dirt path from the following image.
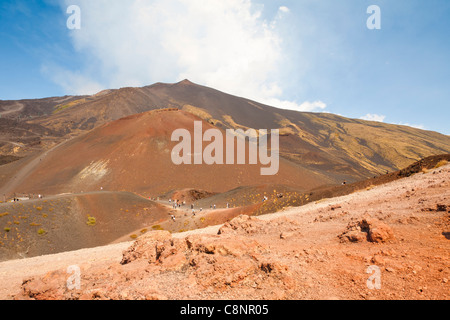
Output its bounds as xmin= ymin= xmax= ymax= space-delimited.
xmin=0 ymin=242 xmax=132 ymax=299
xmin=0 ymin=103 xmax=24 ymax=117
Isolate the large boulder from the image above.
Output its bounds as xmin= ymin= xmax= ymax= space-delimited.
xmin=339 ymin=217 xmax=395 ymax=243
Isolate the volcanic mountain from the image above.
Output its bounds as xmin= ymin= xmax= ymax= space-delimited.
xmin=1 ymin=80 xmax=449 ymax=184
xmin=0 ymin=109 xmax=333 ymax=198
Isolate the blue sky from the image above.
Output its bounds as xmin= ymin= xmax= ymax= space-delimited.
xmin=0 ymin=0 xmax=449 ymax=135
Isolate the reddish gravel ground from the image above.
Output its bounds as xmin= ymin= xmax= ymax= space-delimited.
xmin=1 ymin=163 xmax=449 ymax=300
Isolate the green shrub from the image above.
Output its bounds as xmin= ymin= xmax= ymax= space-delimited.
xmin=37 ymin=228 xmax=46 ymax=235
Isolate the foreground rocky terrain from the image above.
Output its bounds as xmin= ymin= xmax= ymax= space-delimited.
xmin=1 ymin=163 xmax=448 ymax=300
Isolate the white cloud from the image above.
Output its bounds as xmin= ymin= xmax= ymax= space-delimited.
xmin=41 ymin=64 xmax=103 ymax=95
xmin=260 ymin=98 xmax=327 ymax=112
xmin=279 ymin=6 xmax=290 ymax=14
xmin=360 ymin=113 xmax=426 ymax=130
xmin=360 ymin=114 xmax=386 ymax=122
xmin=395 ymin=122 xmax=426 ymax=130
xmin=51 ymin=0 xmax=322 ymax=111
xmin=299 ymin=100 xmax=327 ymax=112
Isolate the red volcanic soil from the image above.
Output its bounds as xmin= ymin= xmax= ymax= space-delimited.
xmin=3 ymin=109 xmax=333 ymax=198
xmin=2 ymin=163 xmax=448 ymax=300
xmin=162 ymin=188 xmax=217 ymax=203
xmin=0 ymin=191 xmax=169 ymax=261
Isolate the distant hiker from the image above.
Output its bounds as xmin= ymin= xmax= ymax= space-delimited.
xmin=213 ymin=204 xmax=216 ymax=209
xmin=226 ymin=203 xmax=229 ymax=208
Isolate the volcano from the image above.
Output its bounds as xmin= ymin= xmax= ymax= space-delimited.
xmin=0 ymin=109 xmax=333 ymax=198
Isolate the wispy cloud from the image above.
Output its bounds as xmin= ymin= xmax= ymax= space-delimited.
xmin=45 ymin=0 xmax=325 ymax=111
xmin=41 ymin=64 xmax=103 ymax=96
xmin=395 ymin=122 xmax=426 ymax=130
xmin=360 ymin=114 xmax=386 ymax=122
xmin=360 ymin=113 xmax=427 ymax=131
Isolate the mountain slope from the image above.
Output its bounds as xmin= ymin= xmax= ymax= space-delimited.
xmin=26 ymin=80 xmax=450 ymax=179
xmin=1 ymin=109 xmax=333 ymax=197
xmin=1 ymin=80 xmax=449 ymax=192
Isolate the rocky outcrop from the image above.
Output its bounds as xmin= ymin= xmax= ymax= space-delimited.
xmin=339 ymin=217 xmax=395 ymax=243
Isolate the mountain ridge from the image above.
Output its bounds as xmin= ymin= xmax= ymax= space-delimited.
xmin=1 ymin=79 xmax=449 ymax=187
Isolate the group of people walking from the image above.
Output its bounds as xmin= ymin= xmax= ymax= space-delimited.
xmin=167 ymin=198 xmax=233 ymax=222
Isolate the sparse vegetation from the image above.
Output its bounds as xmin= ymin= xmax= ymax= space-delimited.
xmin=53 ymin=98 xmax=86 ymax=114
xmin=86 ymin=216 xmax=97 ymax=226
xmin=0 ymin=212 xmax=10 ymax=217
xmin=4 ymin=227 xmax=10 ymax=232
xmin=130 ymin=234 xmax=138 ymax=239
xmin=37 ymin=228 xmax=46 ymax=235
xmin=152 ymin=225 xmax=164 ymax=231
